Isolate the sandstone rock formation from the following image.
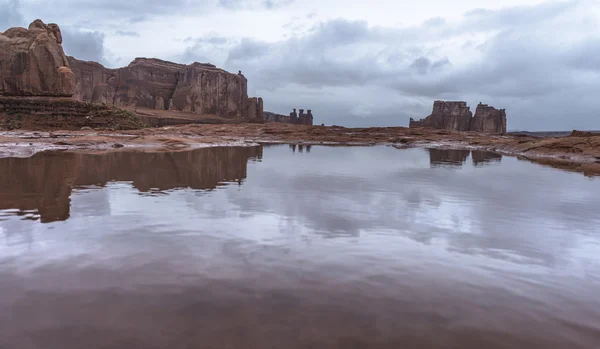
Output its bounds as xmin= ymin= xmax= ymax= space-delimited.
xmin=0 ymin=19 xmax=75 ymax=97
xmin=410 ymin=100 xmax=506 ymax=134
xmin=470 ymin=103 xmax=507 ymax=134
xmin=410 ymin=101 xmax=472 ymax=131
xmin=68 ymin=56 xmax=264 ymax=122
xmin=298 ymin=109 xmax=313 ymax=125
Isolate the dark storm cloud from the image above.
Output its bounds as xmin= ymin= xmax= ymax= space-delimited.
xmin=0 ymin=0 xmax=24 ymax=29
xmin=61 ymin=29 xmax=106 ymax=63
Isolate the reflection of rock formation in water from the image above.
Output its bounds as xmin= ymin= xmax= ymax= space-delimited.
xmin=472 ymin=151 xmax=502 ymax=167
xmin=429 ymin=149 xmax=470 ymax=167
xmin=289 ymin=144 xmax=312 ymax=153
xmin=429 ymin=149 xmax=502 ymax=167
xmin=0 ymin=146 xmax=262 ymax=223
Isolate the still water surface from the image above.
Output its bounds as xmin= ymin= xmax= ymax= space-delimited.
xmin=1 ymin=145 xmax=599 ymax=348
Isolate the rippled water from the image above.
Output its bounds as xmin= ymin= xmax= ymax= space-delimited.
xmin=1 ymin=145 xmax=599 ymax=349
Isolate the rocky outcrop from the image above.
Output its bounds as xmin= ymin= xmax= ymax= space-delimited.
xmin=410 ymin=101 xmax=472 ymax=131
xmin=410 ymin=100 xmax=506 ymax=134
xmin=68 ymin=56 xmax=263 ymax=121
xmin=0 ymin=19 xmax=75 ymax=97
xmin=469 ymin=103 xmax=506 ymax=134
xmin=264 ymin=108 xmax=314 ymax=125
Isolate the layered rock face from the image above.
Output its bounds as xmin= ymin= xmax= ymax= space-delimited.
xmin=410 ymin=101 xmax=472 ymax=131
xmin=0 ymin=20 xmax=75 ymax=97
xmin=68 ymin=57 xmax=263 ymax=121
xmin=410 ymin=100 xmax=506 ymax=134
xmin=470 ymin=103 xmax=507 ymax=134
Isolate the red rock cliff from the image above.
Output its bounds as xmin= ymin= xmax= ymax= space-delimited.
xmin=68 ymin=56 xmax=263 ymax=121
xmin=0 ymin=20 xmax=75 ymax=97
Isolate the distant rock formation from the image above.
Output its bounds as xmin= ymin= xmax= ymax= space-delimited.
xmin=68 ymin=57 xmax=263 ymax=122
xmin=298 ymin=109 xmax=313 ymax=125
xmin=0 ymin=19 xmax=75 ymax=97
xmin=264 ymin=108 xmax=313 ymax=125
xmin=470 ymin=103 xmax=507 ymax=134
xmin=410 ymin=100 xmax=506 ymax=134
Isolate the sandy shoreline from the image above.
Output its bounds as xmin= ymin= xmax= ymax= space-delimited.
xmin=1 ymin=123 xmax=599 ymax=176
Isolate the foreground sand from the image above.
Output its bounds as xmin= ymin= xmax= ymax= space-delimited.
xmin=1 ymin=123 xmax=599 ymax=176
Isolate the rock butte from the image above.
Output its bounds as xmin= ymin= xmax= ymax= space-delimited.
xmin=410 ymin=101 xmax=507 ymax=135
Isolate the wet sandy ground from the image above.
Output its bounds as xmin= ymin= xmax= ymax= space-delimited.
xmin=1 ymin=123 xmax=599 ymax=176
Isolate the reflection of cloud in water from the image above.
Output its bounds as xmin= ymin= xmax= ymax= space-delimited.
xmin=223 ymin=146 xmax=600 ymax=267
xmin=1 ymin=145 xmax=599 ymax=269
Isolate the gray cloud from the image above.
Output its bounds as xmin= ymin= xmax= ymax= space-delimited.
xmin=128 ymin=15 xmax=148 ymax=23
xmin=114 ymin=30 xmax=140 ymax=37
xmin=213 ymin=0 xmax=599 ymax=129
xmin=62 ymin=28 xmax=106 ymax=63
xmin=227 ymin=38 xmax=268 ymax=61
xmin=177 ymin=34 xmax=234 ymax=65
xmin=219 ymin=0 xmax=293 ymax=10
xmin=263 ymin=0 xmax=293 ymax=9
xmin=0 ymin=0 xmax=24 ymax=29
xmin=18 ymin=0 xmax=207 ymax=25
xmin=409 ymin=57 xmax=431 ymax=75
xmin=6 ymin=0 xmax=600 ymax=130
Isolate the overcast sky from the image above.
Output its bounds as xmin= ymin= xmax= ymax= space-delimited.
xmin=1 ymin=0 xmax=599 ymax=130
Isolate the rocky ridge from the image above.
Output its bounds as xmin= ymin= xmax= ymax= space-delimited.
xmin=68 ymin=56 xmax=264 ymax=122
xmin=1 ymin=19 xmax=264 ymax=129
